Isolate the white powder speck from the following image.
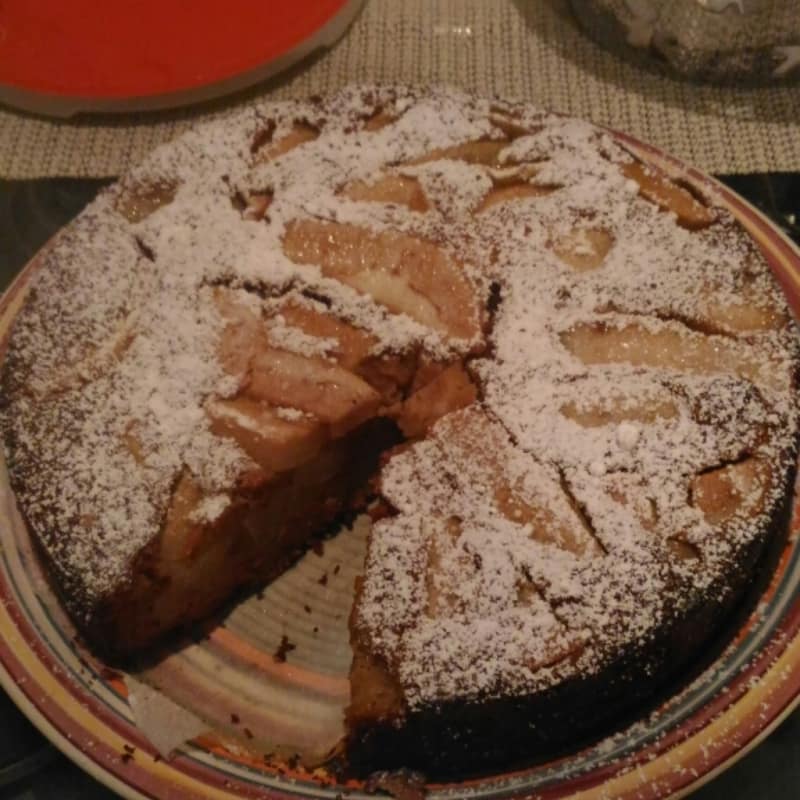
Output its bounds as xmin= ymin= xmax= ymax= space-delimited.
xmin=589 ymin=460 xmax=608 ymax=477
xmin=617 ymin=422 xmax=640 ymax=450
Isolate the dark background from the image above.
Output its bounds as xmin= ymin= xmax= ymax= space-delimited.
xmin=0 ymin=175 xmax=798 ymax=798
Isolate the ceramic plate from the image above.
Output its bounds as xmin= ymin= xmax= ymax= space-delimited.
xmin=0 ymin=135 xmax=799 ymax=799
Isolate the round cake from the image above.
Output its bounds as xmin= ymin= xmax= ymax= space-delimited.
xmin=1 ymin=86 xmax=798 ymax=775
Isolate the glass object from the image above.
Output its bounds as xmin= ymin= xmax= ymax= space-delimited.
xmin=570 ymin=0 xmax=800 ymax=84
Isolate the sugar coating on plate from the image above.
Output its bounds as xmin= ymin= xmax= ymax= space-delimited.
xmin=1 ymin=88 xmax=798 ymax=721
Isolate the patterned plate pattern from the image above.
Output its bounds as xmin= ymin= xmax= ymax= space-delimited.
xmin=0 ymin=137 xmax=799 ymax=800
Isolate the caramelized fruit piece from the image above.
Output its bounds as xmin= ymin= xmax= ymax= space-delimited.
xmin=551 ymin=227 xmax=614 ymax=271
xmin=247 ymin=347 xmax=381 ymax=437
xmin=363 ymin=110 xmax=397 ymax=131
xmin=560 ymin=321 xmax=776 ymax=390
xmin=283 ymin=220 xmax=481 ymax=340
xmin=255 ymin=123 xmax=320 ymax=162
xmin=425 ymin=517 xmax=470 ymax=616
xmin=489 ymin=110 xmax=538 ymax=139
xmin=600 ymin=278 xmax=788 ymax=336
xmin=115 ymin=181 xmax=176 ymax=223
xmin=691 ymin=458 xmax=769 ymax=525
xmin=213 ymin=288 xmax=269 ymax=378
xmin=160 ymin=473 xmax=206 ymax=562
xmin=607 ymin=482 xmax=658 ymax=531
xmin=487 ymin=163 xmax=544 ymax=186
xmin=494 ymin=481 xmax=601 ymax=557
xmin=207 ymin=397 xmax=328 ymax=474
xmin=561 ymin=396 xmax=678 ymax=427
xmin=622 ymin=161 xmax=715 ymax=231
xmin=516 ymin=577 xmax=540 ymax=606
xmin=357 ymin=351 xmax=418 ymax=404
xmin=341 ymin=175 xmax=429 ymax=212
xmin=126 ymin=418 xmax=397 ymax=655
xmin=123 ymin=424 xmax=146 ymax=466
xmin=407 ymin=139 xmax=509 ymax=167
xmin=422 ymin=508 xmax=586 ymax=670
xmin=397 ymin=362 xmax=477 ymax=437
xmin=477 ymin=182 xmax=556 ymax=213
xmin=667 ymin=537 xmax=701 ymax=561
xmin=275 ymin=300 xmax=376 ymax=370
xmin=133 ymin=476 xmax=257 ymax=648
xmin=242 ymin=191 xmax=273 ymax=221
xmin=432 ymin=408 xmax=603 ymax=559
xmin=347 ymin=271 xmax=443 ymax=332
xmin=700 ymin=290 xmax=789 ymax=334
xmin=606 ymin=481 xmax=702 ymax=568
xmin=35 ymin=312 xmax=139 ymax=398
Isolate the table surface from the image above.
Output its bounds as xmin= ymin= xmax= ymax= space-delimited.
xmin=0 ymin=175 xmax=798 ymax=800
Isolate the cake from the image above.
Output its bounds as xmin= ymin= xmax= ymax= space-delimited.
xmin=1 ymin=86 xmax=798 ymax=776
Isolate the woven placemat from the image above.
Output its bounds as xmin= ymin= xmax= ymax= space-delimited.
xmin=1 ymin=0 xmax=799 ymax=178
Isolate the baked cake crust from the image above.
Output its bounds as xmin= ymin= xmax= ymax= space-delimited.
xmin=1 ymin=86 xmax=798 ymax=774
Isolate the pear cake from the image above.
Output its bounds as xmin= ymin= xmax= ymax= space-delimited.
xmin=1 ymin=87 xmax=798 ymax=774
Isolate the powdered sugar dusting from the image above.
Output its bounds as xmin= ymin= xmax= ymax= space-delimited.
xmin=266 ymin=315 xmax=338 ymax=359
xmin=1 ymin=87 xmax=797 ymax=715
xmin=350 ymin=91 xmax=799 ymax=709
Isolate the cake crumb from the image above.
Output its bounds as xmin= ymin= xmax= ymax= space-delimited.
xmin=274 ymin=635 xmax=297 ymax=663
